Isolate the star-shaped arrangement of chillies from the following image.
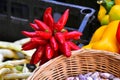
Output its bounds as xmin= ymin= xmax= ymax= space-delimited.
xmin=21 ymin=7 xmax=82 ymax=65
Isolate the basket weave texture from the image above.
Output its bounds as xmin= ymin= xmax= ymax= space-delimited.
xmin=27 ymin=49 xmax=120 ymax=80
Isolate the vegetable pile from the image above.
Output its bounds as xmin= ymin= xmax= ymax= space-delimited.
xmin=66 ymin=72 xmax=120 ymax=80
xmin=82 ymin=20 xmax=120 ymax=53
xmin=0 ymin=39 xmax=35 ymax=80
xmin=82 ymin=0 xmax=120 ymax=53
xmin=22 ymin=7 xmax=82 ymax=65
xmin=97 ymin=0 xmax=120 ymax=25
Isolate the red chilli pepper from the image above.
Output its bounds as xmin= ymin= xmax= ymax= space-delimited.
xmin=50 ymin=36 xmax=58 ymax=51
xmin=64 ymin=31 xmax=82 ymax=40
xmin=43 ymin=7 xmax=54 ymax=30
xmin=54 ymin=9 xmax=69 ymax=31
xmin=67 ymin=41 xmax=80 ymax=50
xmin=116 ymin=22 xmax=120 ymax=44
xmin=47 ymin=13 xmax=54 ymax=31
xmin=34 ymin=19 xmax=51 ymax=32
xmin=43 ymin=7 xmax=52 ymax=25
xmin=36 ymin=31 xmax=52 ymax=40
xmin=55 ymin=32 xmax=65 ymax=44
xmin=39 ymin=53 xmax=48 ymax=66
xmin=22 ymin=41 xmax=38 ymax=50
xmin=22 ymin=31 xmax=37 ymax=37
xmin=60 ymin=42 xmax=71 ymax=57
xmin=31 ymin=37 xmax=47 ymax=45
xmin=45 ymin=44 xmax=54 ymax=59
xmin=30 ymin=23 xmax=40 ymax=31
xmin=30 ymin=46 xmax=44 ymax=64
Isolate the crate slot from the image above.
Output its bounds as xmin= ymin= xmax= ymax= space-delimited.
xmin=11 ymin=2 xmax=29 ymax=19
xmin=0 ymin=0 xmax=7 ymax=14
xmin=81 ymin=8 xmax=93 ymax=15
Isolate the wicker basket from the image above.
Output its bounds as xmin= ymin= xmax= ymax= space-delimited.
xmin=27 ymin=49 xmax=120 ymax=80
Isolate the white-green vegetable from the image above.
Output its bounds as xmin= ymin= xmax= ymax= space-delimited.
xmin=3 ymin=73 xmax=32 ymax=79
xmin=22 ymin=64 xmax=30 ymax=73
xmin=0 ymin=68 xmax=12 ymax=76
xmin=0 ymin=59 xmax=29 ymax=69
xmin=0 ymin=54 xmax=3 ymax=62
xmin=0 ymin=49 xmax=18 ymax=59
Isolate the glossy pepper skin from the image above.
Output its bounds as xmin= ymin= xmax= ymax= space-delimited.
xmin=54 ymin=9 xmax=69 ymax=32
xmin=34 ymin=19 xmax=52 ymax=33
xmin=92 ymin=20 xmax=120 ymax=53
xmin=55 ymin=32 xmax=65 ymax=44
xmin=82 ymin=25 xmax=107 ymax=49
xmin=36 ymin=31 xmax=52 ymax=40
xmin=116 ymin=22 xmax=120 ymax=44
xmin=43 ymin=7 xmax=54 ymax=31
xmin=50 ymin=36 xmax=58 ymax=51
xmin=30 ymin=46 xmax=44 ymax=64
xmin=83 ymin=20 xmax=120 ymax=53
xmin=67 ymin=41 xmax=80 ymax=50
xmin=31 ymin=37 xmax=47 ymax=45
xmin=22 ymin=7 xmax=82 ymax=65
xmin=60 ymin=42 xmax=71 ymax=57
xmin=22 ymin=40 xmax=38 ymax=50
xmin=43 ymin=7 xmax=52 ymax=26
xmin=45 ymin=44 xmax=54 ymax=59
xmin=21 ymin=31 xmax=37 ymax=37
xmin=30 ymin=23 xmax=40 ymax=31
xmin=64 ymin=31 xmax=82 ymax=40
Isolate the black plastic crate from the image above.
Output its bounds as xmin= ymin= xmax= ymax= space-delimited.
xmin=0 ymin=0 xmax=95 ymax=45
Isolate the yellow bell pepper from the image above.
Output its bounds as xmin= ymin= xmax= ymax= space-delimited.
xmin=98 ymin=5 xmax=107 ymax=22
xmin=89 ymin=25 xmax=107 ymax=43
xmin=82 ymin=25 xmax=107 ymax=49
xmin=92 ymin=20 xmax=120 ymax=53
xmin=83 ymin=20 xmax=120 ymax=53
xmin=109 ymin=5 xmax=120 ymax=21
xmin=100 ymin=14 xmax=109 ymax=25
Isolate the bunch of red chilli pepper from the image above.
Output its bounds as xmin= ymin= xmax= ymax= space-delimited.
xmin=21 ymin=7 xmax=82 ymax=65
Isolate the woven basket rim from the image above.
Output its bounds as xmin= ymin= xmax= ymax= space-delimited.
xmin=38 ymin=49 xmax=120 ymax=69
xmin=28 ymin=49 xmax=120 ymax=79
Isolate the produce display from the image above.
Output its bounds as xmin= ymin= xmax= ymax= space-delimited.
xmin=97 ymin=0 xmax=120 ymax=25
xmin=22 ymin=1 xmax=120 ymax=79
xmin=66 ymin=72 xmax=120 ymax=80
xmin=82 ymin=20 xmax=120 ymax=53
xmin=1 ymin=0 xmax=120 ymax=80
xmin=83 ymin=0 xmax=120 ymax=54
xmin=21 ymin=7 xmax=82 ymax=65
xmin=0 ymin=38 xmax=35 ymax=79
xmin=27 ymin=48 xmax=120 ymax=80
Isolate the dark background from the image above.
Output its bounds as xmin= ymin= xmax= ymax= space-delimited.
xmin=56 ymin=0 xmax=99 ymax=13
xmin=0 ymin=0 xmax=100 ymax=44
